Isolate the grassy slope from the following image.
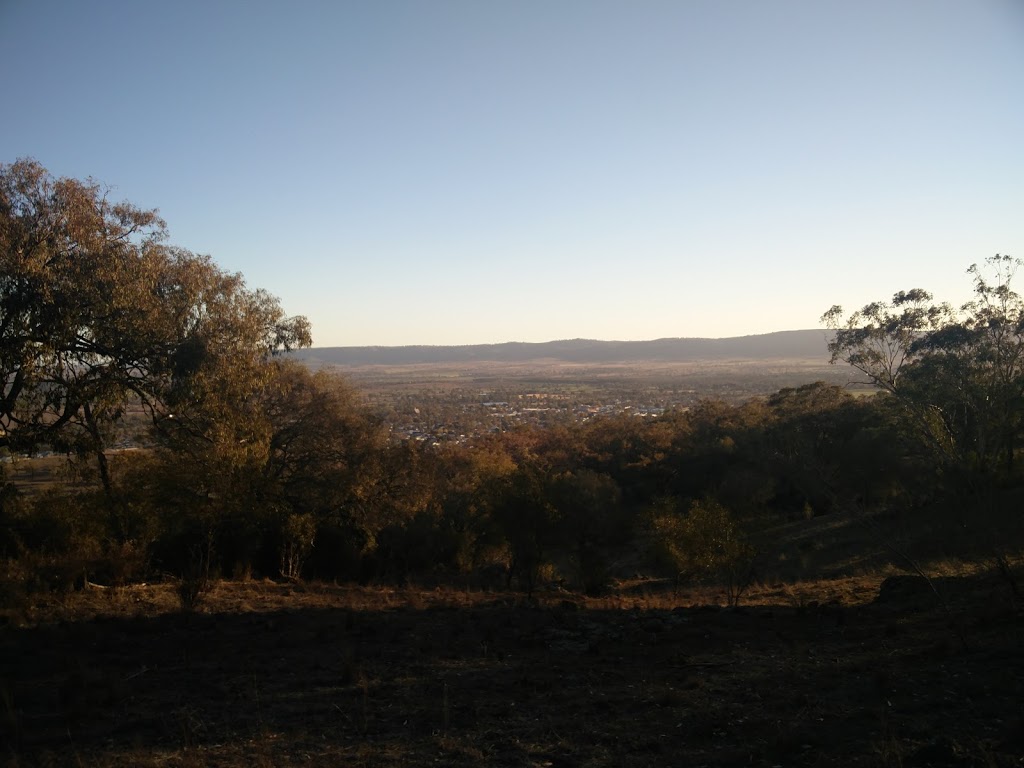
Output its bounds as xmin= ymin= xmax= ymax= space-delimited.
xmin=2 ymin=463 xmax=1023 ymax=766
xmin=2 ymin=550 xmax=1023 ymax=767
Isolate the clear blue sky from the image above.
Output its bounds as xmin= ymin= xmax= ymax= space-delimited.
xmin=3 ymin=0 xmax=1023 ymax=347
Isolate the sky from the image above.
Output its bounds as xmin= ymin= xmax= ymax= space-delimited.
xmin=2 ymin=0 xmax=1023 ymax=347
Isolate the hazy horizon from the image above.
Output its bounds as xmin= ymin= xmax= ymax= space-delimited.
xmin=3 ymin=1 xmax=1021 ymax=346
xmin=307 ymin=327 xmax=824 ymax=349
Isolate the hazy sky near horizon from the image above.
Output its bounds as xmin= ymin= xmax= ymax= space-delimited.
xmin=3 ymin=1 xmax=1023 ymax=347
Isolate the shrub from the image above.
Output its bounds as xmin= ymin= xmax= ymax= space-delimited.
xmin=649 ymin=497 xmax=757 ymax=605
xmin=279 ymin=512 xmax=317 ymax=581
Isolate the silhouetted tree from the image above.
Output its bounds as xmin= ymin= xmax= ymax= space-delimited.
xmin=824 ymin=255 xmax=1024 ymax=484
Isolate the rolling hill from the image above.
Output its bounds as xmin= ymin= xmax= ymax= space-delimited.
xmin=292 ymin=329 xmax=833 ymax=366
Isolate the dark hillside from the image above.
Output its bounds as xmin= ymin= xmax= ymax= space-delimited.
xmin=5 ymin=572 xmax=1022 ymax=768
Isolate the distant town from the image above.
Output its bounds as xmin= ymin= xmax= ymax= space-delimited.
xmin=392 ymin=393 xmax=674 ymax=446
xmin=293 ymin=329 xmax=855 ymax=443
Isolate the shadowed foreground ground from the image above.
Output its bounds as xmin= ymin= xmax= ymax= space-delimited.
xmin=1 ymin=576 xmax=1022 ymax=767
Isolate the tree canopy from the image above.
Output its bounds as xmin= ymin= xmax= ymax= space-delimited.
xmin=823 ymin=255 xmax=1024 ymax=480
xmin=4 ymin=161 xmax=1018 ymax=597
xmin=0 ymin=158 xmax=311 ymax=469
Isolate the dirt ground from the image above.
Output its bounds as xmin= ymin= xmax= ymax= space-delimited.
xmin=1 ymin=574 xmax=1022 ymax=767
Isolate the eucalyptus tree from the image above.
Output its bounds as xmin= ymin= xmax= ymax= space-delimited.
xmin=823 ymin=255 xmax=1024 ymax=481
xmin=0 ymin=159 xmax=311 ymax=496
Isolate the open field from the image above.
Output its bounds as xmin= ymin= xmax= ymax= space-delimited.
xmin=2 ymin=565 xmax=1022 ymax=768
xmin=327 ymin=358 xmax=856 ymax=396
xmin=322 ymin=357 xmax=866 ymax=439
xmin=0 ymin=456 xmax=82 ymax=497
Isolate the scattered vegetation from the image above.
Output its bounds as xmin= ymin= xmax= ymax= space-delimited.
xmin=1 ymin=160 xmax=1022 ymax=765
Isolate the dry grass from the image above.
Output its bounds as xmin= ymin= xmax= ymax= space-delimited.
xmin=1 ymin=563 xmax=1022 ymax=767
xmin=1 ymin=455 xmax=83 ymax=496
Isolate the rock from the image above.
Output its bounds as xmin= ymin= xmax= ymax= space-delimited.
xmin=875 ymin=575 xmax=934 ymax=605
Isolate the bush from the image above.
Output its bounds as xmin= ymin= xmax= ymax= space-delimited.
xmin=649 ymin=497 xmax=757 ymax=605
xmin=279 ymin=511 xmax=317 ymax=580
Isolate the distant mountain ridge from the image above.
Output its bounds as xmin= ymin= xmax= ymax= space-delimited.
xmin=293 ymin=330 xmax=833 ymax=366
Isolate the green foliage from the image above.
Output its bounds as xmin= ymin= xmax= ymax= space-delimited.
xmin=109 ymin=361 xmax=386 ymax=584
xmin=279 ymin=512 xmax=317 ymax=581
xmin=0 ymin=489 xmax=108 ymax=595
xmin=824 ymin=255 xmax=1024 ymax=485
xmin=491 ymin=464 xmax=557 ymax=595
xmin=550 ymin=469 xmax=627 ymax=595
xmin=761 ymin=382 xmax=905 ymax=514
xmin=0 ymin=159 xmax=311 ymax=487
xmin=649 ymin=497 xmax=756 ymax=602
xmin=8 ymin=159 xmax=1019 ymax=597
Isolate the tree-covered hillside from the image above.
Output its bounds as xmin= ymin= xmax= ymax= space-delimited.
xmin=1 ymin=160 xmax=1022 ymax=608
